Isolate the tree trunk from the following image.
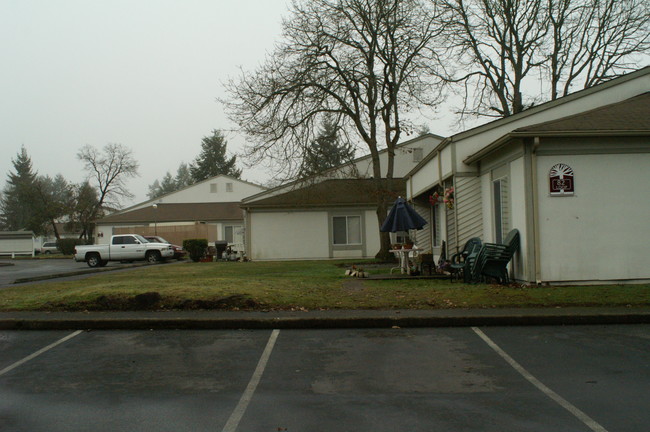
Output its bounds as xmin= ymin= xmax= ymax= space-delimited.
xmin=50 ymin=220 xmax=60 ymax=240
xmin=374 ymin=189 xmax=394 ymax=261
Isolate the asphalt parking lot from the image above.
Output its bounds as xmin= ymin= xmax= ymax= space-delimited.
xmin=1 ymin=325 xmax=648 ymax=431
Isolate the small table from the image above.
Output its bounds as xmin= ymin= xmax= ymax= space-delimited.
xmin=389 ymin=248 xmax=419 ymax=275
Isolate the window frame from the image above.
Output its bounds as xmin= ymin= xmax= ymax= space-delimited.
xmin=332 ymin=215 xmax=362 ymax=246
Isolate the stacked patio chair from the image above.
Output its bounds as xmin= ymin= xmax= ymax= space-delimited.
xmin=468 ymin=229 xmax=520 ymax=284
xmin=449 ymin=237 xmax=482 ymax=282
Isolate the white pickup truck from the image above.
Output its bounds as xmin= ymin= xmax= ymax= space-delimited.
xmin=74 ymin=234 xmax=175 ymax=267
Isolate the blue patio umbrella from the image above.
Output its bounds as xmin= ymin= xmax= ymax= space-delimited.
xmin=380 ymin=197 xmax=428 ymax=232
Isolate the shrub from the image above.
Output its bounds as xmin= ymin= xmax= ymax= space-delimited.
xmin=57 ymin=238 xmax=89 ymax=255
xmin=183 ymin=238 xmax=208 ymax=262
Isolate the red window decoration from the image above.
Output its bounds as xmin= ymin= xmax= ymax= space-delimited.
xmin=549 ymin=163 xmax=574 ymax=196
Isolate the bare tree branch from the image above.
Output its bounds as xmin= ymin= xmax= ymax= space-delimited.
xmin=222 ymin=0 xmax=444 ymax=258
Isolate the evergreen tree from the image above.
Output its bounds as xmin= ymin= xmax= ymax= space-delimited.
xmin=190 ymin=130 xmax=242 ymax=182
xmin=0 ymin=147 xmax=42 ymax=233
xmin=147 ymin=163 xmax=195 ymax=200
xmin=299 ymin=117 xmax=355 ymax=178
xmin=34 ymin=174 xmax=74 ymax=239
xmin=147 ymin=172 xmax=177 ymax=199
xmin=174 ymin=162 xmax=193 ymax=188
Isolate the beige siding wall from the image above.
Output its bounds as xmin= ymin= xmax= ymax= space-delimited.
xmin=455 ymin=176 xmax=483 ymax=247
xmin=413 ymin=202 xmax=432 ymax=251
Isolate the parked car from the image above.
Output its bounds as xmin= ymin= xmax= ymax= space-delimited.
xmin=144 ymin=236 xmax=186 ymax=260
xmin=40 ymin=242 xmax=60 ymax=254
xmin=74 ymin=234 xmax=174 ymax=267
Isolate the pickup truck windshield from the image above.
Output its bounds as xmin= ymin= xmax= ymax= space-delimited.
xmin=134 ymin=235 xmax=149 ymax=243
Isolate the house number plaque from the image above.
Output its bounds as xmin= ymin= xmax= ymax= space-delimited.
xmin=549 ymin=163 xmax=574 ymax=196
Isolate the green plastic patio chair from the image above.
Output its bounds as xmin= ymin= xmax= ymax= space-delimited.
xmin=469 ymin=229 xmax=520 ymax=284
xmin=449 ymin=237 xmax=482 ymax=282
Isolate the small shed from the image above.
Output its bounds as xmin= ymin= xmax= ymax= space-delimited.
xmin=0 ymin=231 xmax=35 ymax=257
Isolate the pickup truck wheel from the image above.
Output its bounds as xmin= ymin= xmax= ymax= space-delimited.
xmin=146 ymin=251 xmax=161 ymax=264
xmin=87 ymin=253 xmax=101 ymax=268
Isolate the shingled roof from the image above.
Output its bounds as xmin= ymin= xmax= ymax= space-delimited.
xmin=243 ymin=178 xmax=406 ymax=209
xmin=515 ymin=93 xmax=650 ymax=134
xmin=96 ymin=202 xmax=243 ymax=224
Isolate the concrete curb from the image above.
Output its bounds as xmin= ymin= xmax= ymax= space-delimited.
xmin=1 ymin=308 xmax=649 ymax=330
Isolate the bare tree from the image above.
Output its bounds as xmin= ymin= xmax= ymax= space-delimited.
xmin=224 ymin=0 xmax=443 ymax=258
xmin=439 ymin=0 xmax=649 ymax=118
xmin=547 ymin=0 xmax=650 ymax=99
xmin=77 ymin=143 xmax=139 ymax=238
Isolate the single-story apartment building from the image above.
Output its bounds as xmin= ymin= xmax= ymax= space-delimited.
xmin=241 ymin=133 xmax=443 ymax=260
xmin=94 ymin=175 xmax=266 ymax=248
xmin=405 ymin=67 xmax=650 ymax=284
xmin=243 ymin=178 xmax=405 ymax=260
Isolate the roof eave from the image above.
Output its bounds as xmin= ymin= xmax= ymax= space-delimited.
xmin=463 ymin=130 xmax=650 ymax=165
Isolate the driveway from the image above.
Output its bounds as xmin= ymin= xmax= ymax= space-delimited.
xmin=1 ymin=325 xmax=649 ymax=431
xmin=0 ymin=259 xmax=146 ymax=287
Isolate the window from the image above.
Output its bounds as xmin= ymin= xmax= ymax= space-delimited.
xmin=432 ymin=204 xmax=441 ymax=247
xmin=332 ymin=216 xmax=361 ymax=245
xmin=112 ymin=236 xmax=123 ymax=245
xmin=224 ymin=225 xmax=244 ymax=244
xmin=412 ymin=148 xmax=423 ymax=163
xmin=210 ymin=183 xmax=218 ymax=193
xmin=224 ymin=226 xmax=233 ymax=243
xmin=226 ymin=182 xmax=233 ymax=192
xmin=395 ymin=231 xmax=408 ymax=244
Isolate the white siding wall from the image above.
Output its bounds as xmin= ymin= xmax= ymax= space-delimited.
xmin=250 ymin=211 xmax=330 ymax=260
xmin=509 ymin=157 xmax=528 ymax=280
xmin=410 ymin=156 xmax=440 ymax=198
xmin=0 ymin=236 xmax=34 ymax=255
xmin=363 ymin=209 xmax=381 ymax=258
xmin=536 ymin=153 xmax=650 ymax=282
xmin=128 ymin=176 xmax=266 ymax=211
xmin=249 ymin=208 xmax=381 ymax=260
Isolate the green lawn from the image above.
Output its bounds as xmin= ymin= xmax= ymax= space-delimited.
xmin=0 ymin=260 xmax=648 ymax=311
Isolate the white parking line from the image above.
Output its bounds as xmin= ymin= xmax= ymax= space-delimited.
xmin=0 ymin=330 xmax=83 ymax=377
xmin=221 ymin=329 xmax=280 ymax=432
xmin=472 ymin=327 xmax=608 ymax=432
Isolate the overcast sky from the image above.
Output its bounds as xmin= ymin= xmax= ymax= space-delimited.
xmin=1 ymin=0 xmax=457 ymax=206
